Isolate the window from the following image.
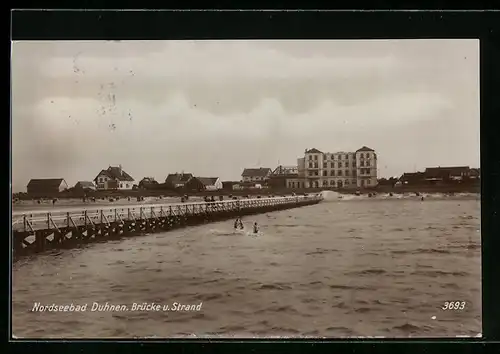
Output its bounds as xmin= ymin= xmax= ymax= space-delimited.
xmin=314 ymin=171 xmax=319 ymax=176
xmin=330 ymin=170 xmax=335 ymax=176
xmin=345 ymin=180 xmax=349 ymax=185
xmin=314 ymin=163 xmax=318 ymax=168
xmin=361 ymin=161 xmax=364 ymax=167
xmin=352 ymin=162 xmax=356 ymax=168
xmin=331 ymin=162 xmax=335 ymax=168
xmin=345 ymin=154 xmax=348 ymax=160
xmin=323 ymin=180 xmax=328 ymax=186
xmin=338 ymin=170 xmax=343 ymax=176
xmin=323 ymin=163 xmax=327 ymax=168
xmin=344 ymin=162 xmax=348 ymax=168
xmin=126 ymin=184 xmax=129 ymax=188
xmin=337 ymin=162 xmax=341 ymax=168
xmin=345 ymin=170 xmax=349 ymax=176
xmin=361 ymin=153 xmax=364 ymax=158
xmin=309 ymin=163 xmax=313 ymax=168
xmin=314 ymin=155 xmax=318 ymax=160
xmin=99 ymin=177 xmax=103 ymax=182
xmin=323 ymin=171 xmax=327 ymax=176
xmin=120 ymin=183 xmax=123 ymax=188
xmin=367 ymin=180 xmax=370 ymax=185
xmin=309 ymin=155 xmax=312 ymax=160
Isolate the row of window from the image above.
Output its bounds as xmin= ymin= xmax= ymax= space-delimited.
xmin=301 ymin=179 xmax=372 ymax=188
xmin=307 ymin=153 xmax=373 ymax=161
xmin=308 ymin=170 xmax=358 ymax=177
xmin=310 ymin=162 xmax=354 ymax=168
xmin=307 ymin=162 xmax=373 ymax=169
xmin=98 ymin=177 xmax=130 ymax=189
xmin=307 ymin=170 xmax=375 ymax=177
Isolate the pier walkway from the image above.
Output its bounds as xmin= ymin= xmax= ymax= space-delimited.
xmin=12 ymin=195 xmax=323 ymax=257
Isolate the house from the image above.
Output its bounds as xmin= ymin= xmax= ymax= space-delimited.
xmin=424 ymin=166 xmax=470 ymax=183
xmin=138 ymin=177 xmax=160 ymax=190
xmin=241 ymin=168 xmax=272 ymax=183
xmin=185 ymin=177 xmax=223 ymax=191
xmin=27 ymin=178 xmax=68 ymax=195
xmin=94 ymin=165 xmax=135 ymax=190
xmin=302 ymin=146 xmax=377 ymax=189
xmin=232 ymin=181 xmax=267 ymax=190
xmin=165 ymin=173 xmax=193 ymax=189
xmin=269 ymin=165 xmax=300 ymax=188
xmin=399 ymin=172 xmax=425 ymax=185
xmin=74 ymin=181 xmax=96 ymax=191
xmin=222 ymin=181 xmax=239 ymax=191
xmin=470 ymin=168 xmax=480 ymax=179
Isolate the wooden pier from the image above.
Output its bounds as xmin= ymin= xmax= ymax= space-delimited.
xmin=12 ymin=195 xmax=323 ymax=257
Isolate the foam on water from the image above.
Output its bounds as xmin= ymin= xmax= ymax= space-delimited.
xmin=320 ymin=190 xmax=478 ymax=202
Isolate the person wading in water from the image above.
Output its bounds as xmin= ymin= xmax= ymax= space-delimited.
xmin=234 ymin=217 xmax=243 ymax=230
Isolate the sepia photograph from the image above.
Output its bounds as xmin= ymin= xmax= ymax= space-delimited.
xmin=11 ymin=39 xmax=481 ymax=338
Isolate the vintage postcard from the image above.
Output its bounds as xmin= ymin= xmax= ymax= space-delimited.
xmin=11 ymin=39 xmax=481 ymax=338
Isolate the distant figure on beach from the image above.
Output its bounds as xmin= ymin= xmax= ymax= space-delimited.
xmin=253 ymin=222 xmax=259 ymax=234
xmin=52 ymin=198 xmax=57 ymax=205
xmin=421 ymin=196 xmax=424 ymax=201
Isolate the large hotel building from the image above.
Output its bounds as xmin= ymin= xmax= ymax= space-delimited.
xmin=285 ymin=146 xmax=378 ymax=189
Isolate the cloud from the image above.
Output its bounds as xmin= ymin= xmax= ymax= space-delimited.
xmin=11 ymin=40 xmax=480 ymax=192
xmin=40 ymin=40 xmax=399 ymax=81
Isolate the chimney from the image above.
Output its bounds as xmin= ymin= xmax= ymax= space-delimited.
xmin=119 ymin=164 xmax=122 ymax=176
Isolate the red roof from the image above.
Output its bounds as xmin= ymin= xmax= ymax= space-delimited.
xmin=241 ymin=168 xmax=272 ymax=177
xmin=356 ymin=146 xmax=375 ymax=152
xmin=196 ymin=177 xmax=219 ymax=186
xmin=305 ymin=148 xmax=323 ymax=154
xmin=94 ymin=166 xmax=134 ymax=182
xmin=425 ymin=166 xmax=470 ymax=178
xmin=27 ymin=178 xmax=66 ymax=189
xmin=165 ymin=173 xmax=193 ymax=185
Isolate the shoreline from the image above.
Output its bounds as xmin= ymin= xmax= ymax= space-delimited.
xmin=12 ymin=183 xmax=480 ymax=201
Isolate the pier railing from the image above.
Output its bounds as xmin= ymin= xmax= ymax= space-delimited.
xmin=12 ymin=195 xmax=322 ymax=232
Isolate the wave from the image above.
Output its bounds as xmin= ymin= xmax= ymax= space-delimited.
xmin=320 ymin=190 xmax=479 ymax=202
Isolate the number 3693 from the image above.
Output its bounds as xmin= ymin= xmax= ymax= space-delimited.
xmin=442 ymin=301 xmax=466 ymax=310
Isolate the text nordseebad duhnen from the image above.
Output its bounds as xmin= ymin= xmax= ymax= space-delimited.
xmin=31 ymin=302 xmax=203 ymax=312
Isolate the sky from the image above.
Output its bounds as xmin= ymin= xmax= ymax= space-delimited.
xmin=11 ymin=40 xmax=479 ymax=192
